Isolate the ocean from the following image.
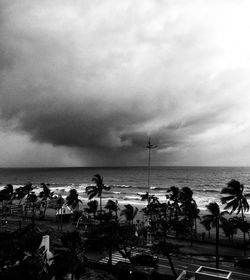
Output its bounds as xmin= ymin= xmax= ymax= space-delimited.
xmin=1 ymin=166 xmax=250 ymax=210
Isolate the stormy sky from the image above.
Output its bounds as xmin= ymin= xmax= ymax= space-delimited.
xmin=1 ymin=0 xmax=250 ymax=167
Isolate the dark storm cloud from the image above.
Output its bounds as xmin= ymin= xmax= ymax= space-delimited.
xmin=1 ymin=0 xmax=250 ymax=166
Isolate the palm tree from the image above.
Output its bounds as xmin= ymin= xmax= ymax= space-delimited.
xmin=56 ymin=195 xmax=64 ymax=231
xmin=14 ymin=187 xmax=26 ymax=205
xmin=66 ymin=189 xmax=82 ymax=210
xmin=221 ymin=217 xmax=238 ymax=241
xmin=26 ymin=192 xmax=38 ymax=226
xmin=201 ymin=219 xmax=211 ymax=239
xmin=221 ymin=179 xmax=250 ymax=254
xmin=180 ymin=187 xmax=200 ymax=242
xmin=85 ymin=200 xmax=98 ymax=218
xmin=166 ymin=186 xmax=181 ymax=222
xmin=105 ymin=200 xmax=119 ymax=221
xmin=120 ymin=204 xmax=138 ymax=224
xmin=201 ymin=202 xmax=228 ymax=268
xmin=24 ymin=182 xmax=33 ymax=196
xmin=38 ymin=183 xmax=54 ymax=219
xmin=0 ymin=184 xmax=14 ymax=213
xmin=86 ymin=174 xmax=110 ymax=213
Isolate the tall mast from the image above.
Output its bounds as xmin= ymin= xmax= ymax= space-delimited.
xmin=145 ymin=138 xmax=157 ymax=193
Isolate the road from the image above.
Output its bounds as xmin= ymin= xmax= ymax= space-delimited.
xmin=156 ymin=255 xmax=250 ymax=280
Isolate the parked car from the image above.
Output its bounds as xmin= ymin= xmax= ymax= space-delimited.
xmin=130 ymin=253 xmax=158 ymax=267
xmin=234 ymin=257 xmax=250 ymax=269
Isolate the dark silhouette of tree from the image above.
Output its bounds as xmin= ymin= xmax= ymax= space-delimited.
xmin=39 ymin=183 xmax=54 ymax=219
xmin=66 ymin=189 xmax=82 ymax=210
xmin=152 ymin=242 xmax=178 ymax=278
xmin=202 ymin=202 xmax=228 ymax=268
xmin=14 ymin=186 xmax=27 ymax=205
xmin=56 ymin=195 xmax=64 ymax=232
xmin=237 ymin=218 xmax=250 ymax=242
xmin=120 ymin=204 xmax=138 ymax=224
xmin=105 ymin=199 xmax=119 ymax=221
xmin=221 ymin=179 xmax=250 ymax=254
xmin=166 ymin=186 xmax=181 ymax=224
xmin=86 ymin=174 xmax=110 ymax=213
xmin=221 ymin=217 xmax=238 ymax=241
xmin=24 ymin=182 xmax=33 ymax=196
xmin=27 ymin=192 xmax=38 ymax=225
xmin=179 ymin=187 xmax=200 ymax=244
xmin=59 ymin=230 xmax=86 ymax=280
xmin=0 ymin=225 xmax=49 ymax=280
xmin=201 ymin=219 xmax=211 ymax=239
xmin=85 ymin=200 xmax=98 ymax=218
xmin=0 ymin=184 xmax=14 ymax=213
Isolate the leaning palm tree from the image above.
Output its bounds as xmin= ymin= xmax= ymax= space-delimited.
xmin=38 ymin=183 xmax=54 ymax=219
xmin=24 ymin=182 xmax=33 ymax=196
xmin=120 ymin=204 xmax=138 ymax=224
xmin=66 ymin=189 xmax=82 ymax=210
xmin=105 ymin=199 xmax=119 ymax=221
xmin=86 ymin=174 xmax=110 ymax=213
xmin=14 ymin=186 xmax=27 ymax=205
xmin=221 ymin=179 xmax=250 ymax=254
xmin=86 ymin=200 xmax=98 ymax=218
xmin=201 ymin=202 xmax=228 ymax=268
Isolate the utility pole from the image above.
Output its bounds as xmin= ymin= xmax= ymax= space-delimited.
xmin=145 ymin=138 xmax=157 ymax=195
xmin=145 ymin=138 xmax=157 ymax=247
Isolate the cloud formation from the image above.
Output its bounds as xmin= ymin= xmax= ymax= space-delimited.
xmin=1 ymin=0 xmax=250 ymax=166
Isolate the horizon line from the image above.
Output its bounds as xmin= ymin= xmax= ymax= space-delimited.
xmin=0 ymin=165 xmax=250 ymax=169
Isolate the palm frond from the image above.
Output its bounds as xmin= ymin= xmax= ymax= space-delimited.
xmin=220 ymin=195 xmax=235 ymax=204
xmin=221 ymin=188 xmax=237 ymax=195
xmin=206 ymin=202 xmax=220 ymax=216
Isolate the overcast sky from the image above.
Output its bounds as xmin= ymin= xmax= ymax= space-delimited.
xmin=1 ymin=0 xmax=250 ymax=167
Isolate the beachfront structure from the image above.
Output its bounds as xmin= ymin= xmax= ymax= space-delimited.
xmin=56 ymin=205 xmax=73 ymax=222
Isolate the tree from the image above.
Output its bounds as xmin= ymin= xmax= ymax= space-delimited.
xmin=55 ymin=231 xmax=86 ymax=279
xmin=105 ymin=200 xmax=119 ymax=221
xmin=201 ymin=202 xmax=228 ymax=268
xmin=221 ymin=217 xmax=238 ymax=241
xmin=201 ymin=219 xmax=211 ymax=239
xmin=26 ymin=192 xmax=38 ymax=225
xmin=86 ymin=174 xmax=110 ymax=213
xmin=221 ymin=179 xmax=250 ymax=254
xmin=120 ymin=204 xmax=138 ymax=224
xmin=66 ymin=189 xmax=82 ymax=210
xmin=0 ymin=184 xmax=14 ymax=213
xmin=0 ymin=225 xmax=49 ymax=280
xmin=152 ymin=242 xmax=178 ymax=278
xmin=38 ymin=183 xmax=54 ymax=219
xmin=24 ymin=182 xmax=33 ymax=196
xmin=14 ymin=186 xmax=27 ymax=205
xmin=56 ymin=195 xmax=64 ymax=232
xmin=85 ymin=200 xmax=98 ymax=218
xmin=166 ymin=186 xmax=181 ymax=223
xmin=179 ymin=187 xmax=200 ymax=244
